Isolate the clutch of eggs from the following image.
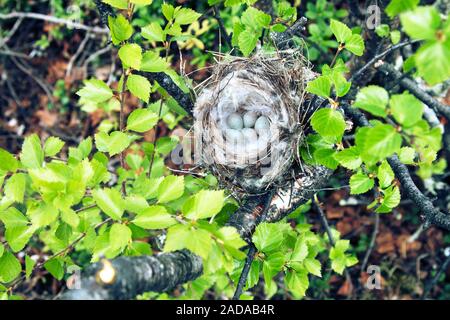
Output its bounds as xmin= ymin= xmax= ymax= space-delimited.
xmin=224 ymin=112 xmax=270 ymax=149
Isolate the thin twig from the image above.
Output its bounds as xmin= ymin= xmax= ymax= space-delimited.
xmin=66 ymin=32 xmax=91 ymax=78
xmin=349 ymin=40 xmax=420 ymax=82
xmin=422 ymin=252 xmax=450 ymax=299
xmin=213 ymin=6 xmax=232 ymax=48
xmin=361 ymin=212 xmax=380 ymax=272
xmin=0 ymin=12 xmax=109 ymax=34
xmin=0 ymin=16 xmax=24 ymax=49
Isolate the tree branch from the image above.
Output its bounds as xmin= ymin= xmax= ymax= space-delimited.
xmin=341 ymin=103 xmax=450 ymax=231
xmin=59 ymin=251 xmax=202 ymax=300
xmin=377 ymin=62 xmax=450 ymax=119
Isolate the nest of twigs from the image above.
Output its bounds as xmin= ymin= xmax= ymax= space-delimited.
xmin=194 ymin=50 xmax=315 ymax=194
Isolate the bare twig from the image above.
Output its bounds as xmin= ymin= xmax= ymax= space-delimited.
xmin=0 ymin=12 xmax=109 ymax=34
xmin=361 ymin=212 xmax=380 ymax=272
xmin=66 ymin=32 xmax=91 ymax=78
xmin=0 ymin=16 xmax=24 ymax=49
xmin=422 ymin=252 xmax=450 ymax=299
xmin=213 ymin=6 xmax=232 ymax=48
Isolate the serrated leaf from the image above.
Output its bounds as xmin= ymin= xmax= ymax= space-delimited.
xmin=25 ymin=255 xmax=35 ymax=279
xmin=126 ymin=74 xmax=151 ymax=103
xmin=6 ymin=226 xmax=34 ymax=252
xmin=238 ymin=29 xmax=258 ymax=57
xmin=44 ymin=258 xmax=64 ymax=280
xmin=164 ymin=224 xmax=212 ymax=259
xmin=183 ymin=190 xmax=225 ymax=220
xmin=350 ymin=172 xmax=374 ymax=195
xmin=311 ymin=108 xmax=346 ymax=139
xmin=44 ymin=137 xmax=65 ymax=157
xmin=354 ymin=85 xmax=389 ymax=118
xmin=140 ymin=51 xmax=170 ymax=72
xmin=95 ymin=131 xmax=131 ymax=156
xmin=109 ymin=223 xmax=132 ymax=252
xmin=132 ymin=205 xmax=177 ymax=229
xmin=174 ymin=8 xmax=201 ymax=25
xmin=92 ymin=188 xmax=125 ymax=220
xmin=359 ymin=124 xmax=402 ymax=163
xmin=400 ymin=6 xmax=441 ymax=40
xmin=118 ymin=43 xmax=142 ymax=70
xmin=291 ymin=238 xmax=308 ymax=262
xmin=4 ymin=173 xmax=26 ymax=203
xmin=304 ymin=258 xmax=322 ymax=277
xmin=306 ymin=76 xmax=332 ymax=98
xmin=20 ymin=134 xmax=43 ymax=169
xmin=76 ymin=79 xmax=113 ymax=104
xmin=0 ymin=251 xmax=21 ymax=283
xmin=108 ymin=14 xmax=133 ymax=45
xmin=330 ymin=19 xmax=352 ymax=43
xmin=0 ymin=148 xmax=18 ymax=172
xmin=157 ymin=175 xmax=185 ymax=203
xmin=345 ymin=34 xmax=365 ymax=56
xmin=385 ymin=0 xmax=419 ymax=18
xmin=126 ymin=108 xmax=158 ymax=132
xmin=141 ymin=22 xmax=165 ymax=42
xmin=253 ymin=222 xmax=284 ymax=253
xmin=390 ymin=92 xmax=423 ymax=127
xmin=378 ymin=160 xmax=395 ymax=189
xmin=334 ymin=147 xmax=362 ymax=170
xmin=415 ymin=40 xmax=450 ymax=86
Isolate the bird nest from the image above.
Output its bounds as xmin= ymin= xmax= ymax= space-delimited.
xmin=194 ymin=50 xmax=315 ymax=194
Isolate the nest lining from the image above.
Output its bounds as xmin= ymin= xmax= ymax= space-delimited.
xmin=194 ymin=50 xmax=315 ymax=193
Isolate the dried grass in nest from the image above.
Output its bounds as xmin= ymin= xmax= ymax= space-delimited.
xmin=194 ymin=49 xmax=315 ymax=194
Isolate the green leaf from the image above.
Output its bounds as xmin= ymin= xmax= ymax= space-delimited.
xmin=263 ymin=252 xmax=285 ymax=283
xmin=5 ymin=226 xmax=34 ymax=252
xmin=20 ymin=134 xmax=43 ymax=169
xmin=377 ymin=186 xmax=401 ymax=212
xmin=306 ymin=76 xmax=332 ymax=98
xmin=76 ymin=79 xmax=113 ymax=104
xmin=44 ymin=258 xmax=64 ymax=280
xmin=126 ymin=108 xmax=158 ymax=132
xmin=4 ymin=173 xmax=26 ymax=203
xmin=304 ymin=258 xmax=322 ymax=277
xmin=345 ymin=34 xmax=365 ymax=56
xmin=330 ymin=19 xmax=352 ymax=43
xmin=390 ymin=93 xmax=423 ymax=127
xmin=130 ymin=0 xmax=153 ymax=5
xmin=95 ymin=131 xmax=131 ymax=156
xmin=0 ymin=244 xmax=3 ymax=258
xmin=127 ymin=74 xmax=151 ymax=103
xmin=183 ymin=190 xmax=225 ymax=220
xmin=253 ymin=222 xmax=284 ymax=253
xmin=28 ymin=203 xmax=59 ymax=228
xmin=108 ymin=15 xmax=133 ymax=45
xmin=353 ymin=85 xmax=389 ymax=117
xmin=334 ymin=147 xmax=362 ymax=170
xmin=313 ymin=148 xmax=339 ymax=169
xmin=311 ymin=108 xmax=346 ymax=139
xmin=350 ymin=172 xmax=374 ymax=195
xmin=359 ymin=124 xmax=402 ymax=163
xmin=140 ymin=51 xmax=170 ymax=73
xmin=118 ymin=43 xmax=142 ymax=70
xmin=285 ymin=270 xmax=309 ymax=298
xmin=25 ymin=255 xmax=35 ymax=279
xmin=238 ymin=29 xmax=259 ymax=57
xmin=102 ymin=0 xmax=128 ymax=10
xmin=386 ymin=0 xmax=419 ymax=17
xmin=0 ymin=207 xmax=28 ymax=228
xmin=0 ymin=251 xmax=21 ymax=283
xmin=44 ymin=137 xmax=65 ymax=157
xmin=174 ymin=8 xmax=201 ymax=25
xmin=157 ymin=175 xmax=185 ymax=203
xmin=109 ymin=223 xmax=132 ymax=252
xmin=92 ymin=188 xmax=125 ymax=220
xmin=132 ymin=205 xmax=177 ymax=229
xmin=161 ymin=3 xmax=175 ymax=21
xmin=400 ymin=6 xmax=441 ymax=40
xmin=378 ymin=160 xmax=395 ymax=189
xmin=399 ymin=147 xmax=416 ymax=164
xmin=164 ymin=224 xmax=212 ymax=259
xmin=0 ymin=148 xmax=18 ymax=172
xmin=141 ymin=22 xmax=165 ymax=42
xmin=390 ymin=30 xmax=401 ymax=44
xmin=415 ymin=40 xmax=450 ymax=85
xmin=291 ymin=238 xmax=308 ymax=262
